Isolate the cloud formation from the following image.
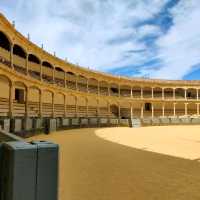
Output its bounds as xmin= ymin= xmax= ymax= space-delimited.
xmin=0 ymin=0 xmax=200 ymax=80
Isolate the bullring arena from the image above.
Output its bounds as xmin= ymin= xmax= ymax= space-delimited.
xmin=0 ymin=13 xmax=200 ymax=200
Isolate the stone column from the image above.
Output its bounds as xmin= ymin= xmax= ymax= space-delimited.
xmin=64 ymin=72 xmax=66 ymax=88
xmin=185 ymin=89 xmax=187 ymax=100
xmin=87 ymin=79 xmax=89 ymax=93
xmin=173 ymin=103 xmax=176 ymax=117
xmin=40 ymin=62 xmax=43 ymax=81
xmin=197 ymin=89 xmax=199 ymax=100
xmin=118 ymin=104 xmax=121 ymax=120
xmin=10 ymin=44 xmax=13 ymax=69
xmin=162 ymin=88 xmax=164 ymax=100
xmin=141 ymin=88 xmax=143 ymax=99
xmin=162 ymin=103 xmax=165 ymax=117
xmin=25 ymin=88 xmax=29 ymax=117
xmin=151 ymin=103 xmax=154 ymax=118
xmin=52 ymin=93 xmax=55 ymax=118
xmin=52 ymin=68 xmax=55 ymax=83
xmin=64 ymin=95 xmax=67 ymax=117
xmin=118 ymin=85 xmax=120 ymax=97
xmin=196 ymin=103 xmax=199 ymax=116
xmin=130 ymin=103 xmax=133 ymax=120
xmin=86 ymin=98 xmax=88 ymax=117
xmin=141 ymin=103 xmax=144 ymax=118
xmin=97 ymin=99 xmax=99 ymax=117
xmin=75 ymin=96 xmax=78 ymax=117
xmin=9 ymin=83 xmax=14 ymax=117
xmin=39 ymin=90 xmax=42 ymax=117
xmin=108 ymin=85 xmax=110 ymax=96
xmin=184 ymin=103 xmax=188 ymax=116
xmin=98 ymin=81 xmax=100 ymax=96
xmin=26 ymin=54 xmax=28 ymax=75
xmin=152 ymin=88 xmax=154 ymax=99
xmin=131 ymin=87 xmax=133 ymax=98
xmin=173 ymin=88 xmax=176 ymax=100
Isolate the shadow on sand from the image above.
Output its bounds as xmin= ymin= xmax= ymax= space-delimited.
xmin=29 ymin=128 xmax=200 ymax=200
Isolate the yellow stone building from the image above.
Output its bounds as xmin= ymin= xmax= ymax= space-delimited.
xmin=0 ymin=13 xmax=200 ymax=132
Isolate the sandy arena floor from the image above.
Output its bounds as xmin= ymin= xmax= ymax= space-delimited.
xmin=29 ymin=126 xmax=200 ymax=200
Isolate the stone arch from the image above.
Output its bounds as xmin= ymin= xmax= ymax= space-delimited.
xmin=0 ymin=31 xmax=11 ymax=51
xmin=28 ymin=86 xmax=41 ymax=117
xmin=13 ymin=44 xmax=27 ymax=74
xmin=88 ymin=78 xmax=98 ymax=94
xmin=77 ymin=96 xmax=87 ymax=117
xmin=132 ymin=86 xmax=141 ymax=98
xmin=13 ymin=81 xmax=27 ymax=117
xmin=77 ymin=75 xmax=87 ymax=92
xmin=109 ymin=83 xmax=119 ymax=97
xmin=0 ymin=74 xmax=12 ymax=116
xmin=28 ymin=54 xmax=41 ymax=80
xmin=66 ymin=71 xmax=77 ymax=90
xmin=54 ymin=92 xmax=65 ymax=117
xmin=164 ymin=88 xmax=173 ymax=99
xmin=55 ymin=67 xmax=65 ymax=87
xmin=66 ymin=94 xmax=76 ymax=117
xmin=42 ymin=89 xmax=54 ymax=117
xmin=175 ymin=88 xmax=185 ymax=99
xmin=99 ymin=81 xmax=108 ymax=96
xmin=143 ymin=87 xmax=152 ymax=98
xmin=120 ymin=85 xmax=131 ymax=97
xmin=187 ymin=88 xmax=197 ymax=99
xmin=153 ymin=87 xmax=162 ymax=99
xmin=42 ymin=61 xmax=54 ymax=83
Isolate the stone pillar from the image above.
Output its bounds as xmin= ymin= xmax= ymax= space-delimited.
xmin=40 ymin=63 xmax=43 ymax=81
xmin=86 ymin=98 xmax=88 ymax=117
xmin=118 ymin=104 xmax=121 ymax=120
xmin=64 ymin=95 xmax=67 ymax=117
xmin=52 ymin=68 xmax=55 ymax=83
xmin=141 ymin=103 xmax=144 ymax=118
xmin=108 ymin=102 xmax=110 ymax=117
xmin=10 ymin=44 xmax=14 ymax=68
xmin=76 ymin=75 xmax=78 ymax=91
xmin=87 ymin=79 xmax=89 ymax=93
xmin=26 ymin=54 xmax=28 ymax=75
xmin=98 ymin=81 xmax=100 ymax=96
xmin=185 ymin=89 xmax=187 ymax=100
xmin=97 ymin=99 xmax=99 ymax=117
xmin=131 ymin=87 xmax=133 ymax=98
xmin=130 ymin=104 xmax=133 ymax=119
xmin=197 ymin=89 xmax=199 ymax=100
xmin=75 ymin=96 xmax=78 ymax=117
xmin=173 ymin=88 xmax=176 ymax=100
xmin=152 ymin=88 xmax=154 ymax=99
xmin=39 ymin=90 xmax=42 ymax=117
xmin=64 ymin=72 xmax=66 ymax=88
xmin=173 ymin=103 xmax=176 ymax=117
xmin=141 ymin=88 xmax=143 ymax=99
xmin=184 ymin=103 xmax=188 ymax=116
xmin=196 ymin=103 xmax=199 ymax=116
xmin=9 ymin=84 xmax=14 ymax=117
xmin=108 ymin=85 xmax=110 ymax=96
xmin=25 ymin=88 xmax=29 ymax=117
xmin=52 ymin=93 xmax=55 ymax=118
xmin=118 ymin=85 xmax=120 ymax=97
xmin=151 ymin=103 xmax=154 ymax=118
xmin=162 ymin=103 xmax=165 ymax=117
xmin=162 ymin=88 xmax=164 ymax=100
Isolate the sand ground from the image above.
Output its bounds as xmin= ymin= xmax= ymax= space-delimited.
xmin=29 ymin=126 xmax=200 ymax=200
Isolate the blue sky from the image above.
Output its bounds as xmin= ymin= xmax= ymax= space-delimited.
xmin=1 ymin=0 xmax=200 ymax=80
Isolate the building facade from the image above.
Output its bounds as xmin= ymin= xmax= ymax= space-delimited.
xmin=0 ymin=13 xmax=200 ymax=132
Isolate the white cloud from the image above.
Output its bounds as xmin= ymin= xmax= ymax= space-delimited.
xmin=0 ymin=0 xmax=168 ymax=71
xmin=151 ymin=0 xmax=200 ymax=79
